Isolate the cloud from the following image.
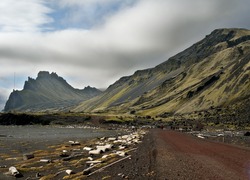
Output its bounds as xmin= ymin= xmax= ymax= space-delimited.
xmin=0 ymin=0 xmax=250 ymax=102
xmin=0 ymin=0 xmax=53 ymax=32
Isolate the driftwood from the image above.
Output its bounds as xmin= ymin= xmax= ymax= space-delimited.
xmin=82 ymin=163 xmax=101 ymax=175
xmin=87 ymin=155 xmax=132 ymax=177
xmin=86 ymin=160 xmax=102 ymax=164
xmin=116 ymin=151 xmax=126 ymax=157
xmin=62 ymin=153 xmax=84 ymax=161
xmin=96 ymin=144 xmax=113 ymax=150
xmin=118 ymin=145 xmax=126 ymax=150
xmin=40 ymin=159 xmax=52 ymax=163
xmin=89 ymin=149 xmax=103 ymax=155
xmin=107 ymin=137 xmax=116 ymax=141
xmin=83 ymin=147 xmax=92 ymax=151
xmin=95 ymin=146 xmax=108 ymax=152
xmin=102 ymin=155 xmax=109 ymax=159
xmin=54 ymin=170 xmax=65 ymax=177
xmin=69 ymin=141 xmax=80 ymax=146
xmin=126 ymin=148 xmax=137 ymax=153
xmin=100 ymin=137 xmax=105 ymax=141
xmin=89 ymin=144 xmax=113 ymax=155
xmin=88 ymin=157 xmax=93 ymax=161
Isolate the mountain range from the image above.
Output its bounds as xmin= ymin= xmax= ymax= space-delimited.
xmin=4 ymin=71 xmax=101 ymax=112
xmin=74 ymin=28 xmax=250 ymax=117
xmin=4 ymin=28 xmax=250 ymax=120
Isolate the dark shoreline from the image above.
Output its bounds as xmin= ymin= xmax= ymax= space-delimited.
xmin=0 ymin=124 xmax=143 ymax=179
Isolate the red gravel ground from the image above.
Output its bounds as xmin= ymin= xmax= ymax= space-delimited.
xmin=90 ymin=129 xmax=250 ymax=180
xmin=154 ymin=129 xmax=250 ymax=180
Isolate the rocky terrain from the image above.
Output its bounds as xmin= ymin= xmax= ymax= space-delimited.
xmin=4 ymin=71 xmax=101 ymax=112
xmin=1 ymin=125 xmax=249 ymax=180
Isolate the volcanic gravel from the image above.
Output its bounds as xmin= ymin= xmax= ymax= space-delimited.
xmin=90 ymin=129 xmax=250 ymax=180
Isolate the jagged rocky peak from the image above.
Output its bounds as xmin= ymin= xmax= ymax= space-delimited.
xmin=84 ymin=85 xmax=97 ymax=91
xmin=37 ymin=71 xmax=51 ymax=78
xmin=23 ymin=77 xmax=36 ymax=90
xmin=23 ymin=71 xmax=63 ymax=90
xmin=83 ymin=86 xmax=102 ymax=96
xmin=37 ymin=71 xmax=71 ymax=88
xmin=4 ymin=71 xmax=102 ymax=112
xmin=37 ymin=71 xmax=61 ymax=80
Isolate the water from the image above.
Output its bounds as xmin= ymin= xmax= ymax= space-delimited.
xmin=0 ymin=125 xmax=120 ymax=155
xmin=0 ymin=125 xmax=117 ymax=140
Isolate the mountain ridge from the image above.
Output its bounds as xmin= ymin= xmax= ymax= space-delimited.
xmin=4 ymin=71 xmax=102 ymax=112
xmin=4 ymin=28 xmax=250 ymax=121
xmin=73 ymin=28 xmax=250 ymax=118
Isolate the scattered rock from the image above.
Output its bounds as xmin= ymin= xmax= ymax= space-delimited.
xmin=36 ymin=172 xmax=42 ymax=178
xmin=65 ymin=169 xmax=74 ymax=175
xmin=83 ymin=169 xmax=91 ymax=175
xmin=60 ymin=153 xmax=69 ymax=157
xmin=9 ymin=166 xmax=22 ymax=178
xmin=23 ymin=153 xmax=34 ymax=160
xmin=244 ymin=131 xmax=250 ymax=136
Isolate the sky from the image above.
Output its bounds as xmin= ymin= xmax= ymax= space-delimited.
xmin=0 ymin=0 xmax=250 ymax=110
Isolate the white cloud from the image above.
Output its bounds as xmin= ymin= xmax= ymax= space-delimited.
xmin=0 ymin=0 xmax=52 ymax=32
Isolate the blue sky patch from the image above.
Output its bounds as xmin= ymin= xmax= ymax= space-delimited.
xmin=46 ymin=0 xmax=136 ymax=31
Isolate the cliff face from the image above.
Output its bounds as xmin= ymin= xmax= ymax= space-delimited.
xmin=4 ymin=71 xmax=102 ymax=112
xmin=74 ymin=28 xmax=250 ymax=117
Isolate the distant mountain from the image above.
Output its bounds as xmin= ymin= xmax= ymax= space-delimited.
xmin=0 ymin=94 xmax=6 ymax=111
xmin=4 ymin=71 xmax=102 ymax=112
xmin=74 ymin=28 xmax=250 ymax=118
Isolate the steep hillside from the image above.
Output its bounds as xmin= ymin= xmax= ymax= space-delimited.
xmin=4 ymin=71 xmax=101 ymax=112
xmin=74 ymin=28 xmax=250 ymax=117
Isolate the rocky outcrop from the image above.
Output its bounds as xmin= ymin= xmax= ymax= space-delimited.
xmin=4 ymin=71 xmax=102 ymax=112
